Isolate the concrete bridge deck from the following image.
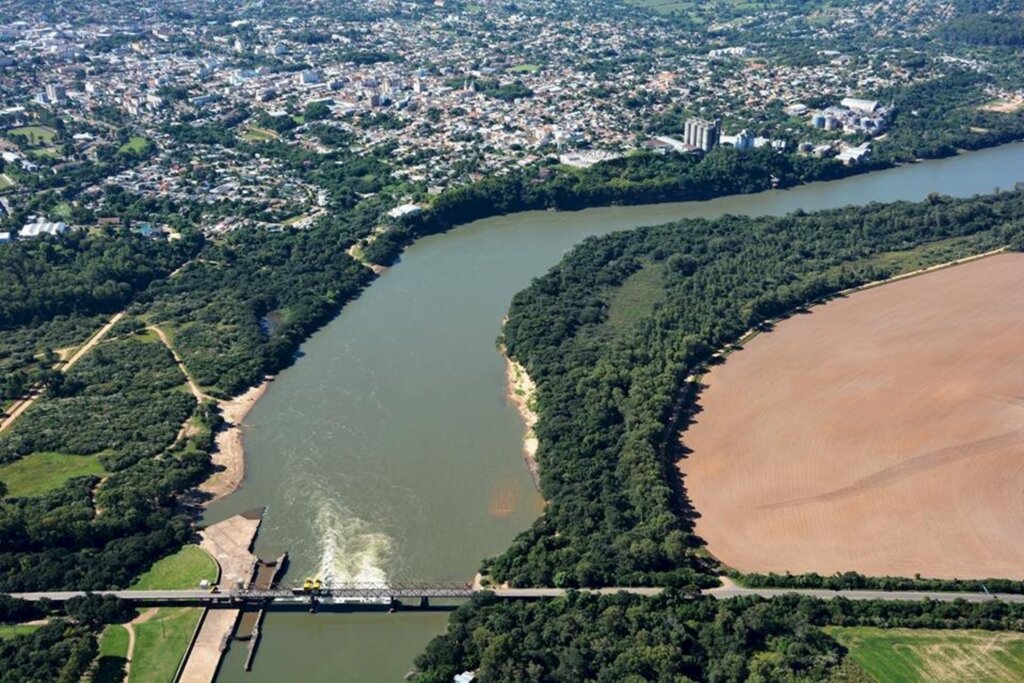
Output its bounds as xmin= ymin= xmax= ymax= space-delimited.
xmin=12 ymin=584 xmax=1024 ymax=607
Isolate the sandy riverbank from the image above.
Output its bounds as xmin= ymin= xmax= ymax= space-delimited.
xmin=198 ymin=380 xmax=271 ymax=506
xmin=502 ymin=349 xmax=540 ymax=487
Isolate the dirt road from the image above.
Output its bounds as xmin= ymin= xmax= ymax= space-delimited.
xmin=0 ymin=311 xmax=125 ymax=434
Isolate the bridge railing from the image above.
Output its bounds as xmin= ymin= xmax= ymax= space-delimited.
xmin=233 ymin=582 xmax=476 ymax=600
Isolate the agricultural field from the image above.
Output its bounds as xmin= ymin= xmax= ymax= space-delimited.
xmin=828 ymin=627 xmax=1024 ymax=683
xmin=682 ymin=253 xmax=1024 ymax=579
xmin=0 ymin=451 xmax=106 ymax=498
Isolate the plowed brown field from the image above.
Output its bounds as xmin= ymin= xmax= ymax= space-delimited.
xmin=681 ymin=253 xmax=1024 ymax=579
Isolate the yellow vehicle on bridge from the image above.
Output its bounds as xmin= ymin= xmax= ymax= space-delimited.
xmin=298 ymin=578 xmax=324 ymax=593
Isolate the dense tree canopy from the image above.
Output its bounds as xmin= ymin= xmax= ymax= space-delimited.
xmin=490 ymin=190 xmax=1024 ymax=587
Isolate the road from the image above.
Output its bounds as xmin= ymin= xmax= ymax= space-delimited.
xmin=11 ymin=585 xmax=1024 ymax=605
xmin=148 ymin=324 xmax=209 ymax=402
xmin=0 ymin=311 xmax=125 ymax=434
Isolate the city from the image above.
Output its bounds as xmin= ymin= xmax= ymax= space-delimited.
xmin=1 ymin=0 xmax=1024 ymax=682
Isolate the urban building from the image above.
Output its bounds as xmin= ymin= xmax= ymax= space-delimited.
xmin=684 ymin=116 xmax=721 ymax=152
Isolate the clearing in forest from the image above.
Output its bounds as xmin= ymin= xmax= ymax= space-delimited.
xmin=681 ymin=253 xmax=1024 ymax=579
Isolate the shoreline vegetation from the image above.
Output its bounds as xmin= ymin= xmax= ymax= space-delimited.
xmin=486 ymin=189 xmax=1024 ymax=589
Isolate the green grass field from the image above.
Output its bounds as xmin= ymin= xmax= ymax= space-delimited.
xmin=827 ymin=627 xmax=1024 ymax=683
xmin=0 ymin=624 xmax=41 ymax=640
xmin=118 ymin=136 xmax=150 ymax=154
xmin=51 ymin=201 xmax=73 ymax=219
xmin=7 ymin=125 xmax=57 ymax=145
xmin=603 ymin=261 xmax=665 ymax=332
xmin=94 ymin=624 xmax=130 ymax=683
xmin=118 ymin=547 xmax=217 ymax=683
xmin=508 ymin=63 xmax=540 ymax=73
xmin=0 ymin=452 xmax=106 ymax=498
xmin=27 ymin=146 xmax=60 ymax=158
xmin=0 ymin=174 xmax=15 ymax=190
xmin=240 ymin=126 xmax=277 ymax=142
xmin=130 ymin=545 xmax=218 ymax=590
xmin=129 ymin=608 xmax=203 ymax=683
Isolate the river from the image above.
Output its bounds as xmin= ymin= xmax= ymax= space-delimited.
xmin=207 ymin=143 xmax=1024 ymax=682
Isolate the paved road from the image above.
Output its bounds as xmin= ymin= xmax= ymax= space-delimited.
xmin=11 ymin=585 xmax=1024 ymax=604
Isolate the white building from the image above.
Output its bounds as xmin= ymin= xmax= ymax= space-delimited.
xmin=387 ymin=203 xmax=422 ymax=219
xmin=20 ymin=220 xmax=67 ymax=238
xmin=840 ymin=97 xmax=879 ymax=115
xmin=837 ymin=142 xmax=872 ymax=165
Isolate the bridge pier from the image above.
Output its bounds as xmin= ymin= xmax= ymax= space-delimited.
xmin=419 ymin=596 xmax=429 ymax=609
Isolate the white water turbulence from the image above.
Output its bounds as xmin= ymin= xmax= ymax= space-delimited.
xmin=311 ymin=491 xmax=393 ymax=585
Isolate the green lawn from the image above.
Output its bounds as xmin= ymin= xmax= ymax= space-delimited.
xmin=128 ymin=608 xmax=203 ymax=683
xmin=8 ymin=125 xmax=57 ymax=146
xmin=124 ymin=548 xmax=217 ymax=683
xmin=94 ymin=624 xmax=130 ymax=683
xmin=118 ymin=136 xmax=150 ymax=154
xmin=131 ymin=545 xmax=218 ymax=590
xmin=509 ymin=63 xmax=540 ymax=73
xmin=827 ymin=627 xmax=1024 ymax=683
xmin=0 ymin=174 xmax=15 ymax=190
xmin=0 ymin=452 xmax=106 ymax=498
xmin=0 ymin=624 xmax=41 ymax=640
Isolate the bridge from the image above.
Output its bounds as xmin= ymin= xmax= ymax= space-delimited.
xmin=11 ymin=583 xmax=1024 ymax=608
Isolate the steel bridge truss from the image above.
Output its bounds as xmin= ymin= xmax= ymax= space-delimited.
xmin=236 ymin=582 xmax=476 ymax=601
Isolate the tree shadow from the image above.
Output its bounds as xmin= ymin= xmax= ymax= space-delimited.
xmin=92 ymin=655 xmax=128 ymax=683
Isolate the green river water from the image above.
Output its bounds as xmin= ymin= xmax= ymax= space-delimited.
xmin=208 ymin=143 xmax=1024 ymax=682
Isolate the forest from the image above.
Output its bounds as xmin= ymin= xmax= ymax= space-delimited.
xmin=377 ymin=146 xmax=882 ymax=267
xmin=0 ymin=321 xmax=219 ymax=590
xmin=413 ymin=590 xmax=1024 ymax=682
xmin=0 ymin=594 xmax=134 ymax=682
xmin=487 ymin=190 xmax=1024 ymax=588
xmin=0 ymin=228 xmax=194 ymax=328
xmin=737 ymin=571 xmax=1024 ymax=595
xmin=938 ymin=13 xmax=1024 ymax=46
xmin=141 ymin=225 xmax=374 ymax=396
xmin=0 ymin=335 xmax=195 ymax=469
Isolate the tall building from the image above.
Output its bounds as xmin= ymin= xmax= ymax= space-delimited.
xmin=45 ymin=83 xmax=66 ymax=103
xmin=683 ymin=116 xmax=721 ymax=152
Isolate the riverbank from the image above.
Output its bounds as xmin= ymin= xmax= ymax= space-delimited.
xmin=502 ymin=347 xmax=540 ymax=488
xmin=202 ymin=143 xmax=1024 ymax=683
xmin=199 ymin=381 xmax=272 ymax=506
